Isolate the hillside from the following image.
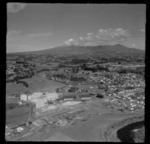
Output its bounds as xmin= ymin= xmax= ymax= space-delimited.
xmin=7 ymin=44 xmax=144 ymax=57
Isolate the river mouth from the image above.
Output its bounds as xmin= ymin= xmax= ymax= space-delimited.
xmin=117 ymin=121 xmax=144 ymax=143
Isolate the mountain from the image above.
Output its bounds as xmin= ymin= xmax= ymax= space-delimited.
xmin=8 ymin=44 xmax=145 ymax=57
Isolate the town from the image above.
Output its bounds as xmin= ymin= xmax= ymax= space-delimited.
xmin=6 ymin=53 xmax=145 ymax=141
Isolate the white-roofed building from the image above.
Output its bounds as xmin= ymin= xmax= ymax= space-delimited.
xmin=26 ymin=92 xmax=60 ymax=109
xmin=28 ymin=92 xmax=43 ymax=101
xmin=35 ymin=99 xmax=47 ymax=108
xmin=20 ymin=94 xmax=28 ymax=101
xmin=45 ymin=92 xmax=59 ymax=101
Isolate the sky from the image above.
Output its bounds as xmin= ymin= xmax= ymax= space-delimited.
xmin=7 ymin=3 xmax=146 ymax=53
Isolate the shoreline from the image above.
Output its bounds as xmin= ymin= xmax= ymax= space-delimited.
xmin=103 ymin=115 xmax=144 ymax=142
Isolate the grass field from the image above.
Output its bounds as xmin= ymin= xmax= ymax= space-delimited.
xmin=6 ymin=74 xmax=66 ymax=96
xmin=45 ymin=132 xmax=76 ymax=141
xmin=6 ymin=75 xmax=66 ymax=130
xmin=6 ymin=106 xmax=30 ymax=127
xmin=57 ymin=112 xmax=140 ymax=141
xmin=6 ymin=82 xmax=29 ymax=96
xmin=17 ymin=104 xmax=144 ymax=141
xmin=19 ymin=74 xmax=66 ymax=92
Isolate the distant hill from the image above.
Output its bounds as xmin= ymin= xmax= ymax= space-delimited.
xmin=7 ymin=44 xmax=145 ymax=57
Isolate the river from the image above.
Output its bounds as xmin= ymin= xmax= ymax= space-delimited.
xmin=117 ymin=121 xmax=144 ymax=142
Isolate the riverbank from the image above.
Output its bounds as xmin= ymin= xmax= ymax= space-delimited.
xmin=103 ymin=115 xmax=144 ymax=142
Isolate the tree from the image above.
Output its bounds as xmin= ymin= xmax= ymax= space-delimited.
xmin=46 ymin=100 xmax=53 ymax=105
xmin=53 ymin=74 xmax=66 ymax=79
xmin=70 ymin=77 xmax=86 ymax=82
xmin=17 ymin=80 xmax=29 ymax=87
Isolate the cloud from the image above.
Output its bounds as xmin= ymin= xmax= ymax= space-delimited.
xmin=64 ymin=38 xmax=75 ymax=45
xmin=96 ymin=28 xmax=130 ymax=44
xmin=140 ymin=28 xmax=145 ymax=32
xmin=131 ymin=43 xmax=136 ymax=48
xmin=7 ymin=3 xmax=27 ymax=13
xmin=64 ymin=28 xmax=130 ymax=46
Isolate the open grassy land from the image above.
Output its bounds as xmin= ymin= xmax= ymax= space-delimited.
xmin=42 ymin=103 xmax=143 ymax=142
xmin=6 ymin=82 xmax=29 ymax=96
xmin=6 ymin=106 xmax=30 ymax=127
xmin=18 ymin=75 xmax=66 ymax=93
xmin=6 ymin=75 xmax=66 ymax=128
xmin=57 ymin=113 xmax=134 ymax=141
xmin=6 ymin=75 xmax=66 ymax=96
xmin=17 ymin=99 xmax=144 ymax=142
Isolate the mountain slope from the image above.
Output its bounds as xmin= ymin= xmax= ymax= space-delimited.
xmin=8 ymin=44 xmax=145 ymax=57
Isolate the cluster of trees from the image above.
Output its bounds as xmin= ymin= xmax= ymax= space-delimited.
xmin=55 ymin=87 xmax=62 ymax=93
xmin=81 ymin=64 xmax=109 ymax=72
xmin=58 ymin=64 xmax=66 ymax=68
xmin=70 ymin=76 xmax=86 ymax=82
xmin=7 ymin=67 xmax=35 ymax=83
xmin=7 ymin=73 xmax=34 ymax=83
xmin=7 ymin=56 xmax=37 ymax=83
xmin=53 ymin=74 xmax=67 ymax=79
xmin=46 ymin=100 xmax=54 ymax=105
xmin=96 ymin=94 xmax=104 ymax=99
xmin=36 ymin=68 xmax=49 ymax=73
xmin=135 ymin=67 xmax=145 ymax=76
xmin=16 ymin=80 xmax=29 ymax=87
xmin=6 ymin=101 xmax=29 ymax=110
xmin=104 ymin=74 xmax=113 ymax=79
xmin=117 ymin=67 xmax=145 ymax=76
xmin=117 ymin=69 xmax=127 ymax=74
xmin=125 ymin=86 xmax=134 ymax=90
xmin=72 ymin=67 xmax=80 ymax=73
xmin=68 ymin=86 xmax=79 ymax=92
xmin=6 ymin=74 xmax=15 ymax=83
xmin=113 ymin=78 xmax=125 ymax=85
xmin=16 ymin=60 xmax=25 ymax=64
xmin=70 ymin=59 xmax=88 ymax=65
xmin=98 ymin=56 xmax=145 ymax=64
